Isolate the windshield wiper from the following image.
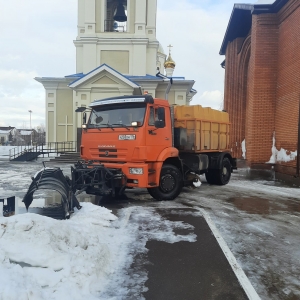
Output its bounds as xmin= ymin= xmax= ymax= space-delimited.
xmin=111 ymin=123 xmax=130 ymax=131
xmin=106 ymin=123 xmax=115 ymax=131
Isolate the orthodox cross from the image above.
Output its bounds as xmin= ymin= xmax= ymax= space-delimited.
xmin=167 ymin=44 xmax=173 ymax=55
xmin=58 ymin=115 xmax=73 ymax=141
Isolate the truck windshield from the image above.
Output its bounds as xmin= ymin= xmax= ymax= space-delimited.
xmin=88 ymin=103 xmax=146 ymax=128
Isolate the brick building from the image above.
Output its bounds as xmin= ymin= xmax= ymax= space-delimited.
xmin=220 ymin=0 xmax=300 ymax=176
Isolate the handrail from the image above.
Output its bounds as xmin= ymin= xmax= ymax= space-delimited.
xmin=9 ymin=141 xmax=77 ymax=161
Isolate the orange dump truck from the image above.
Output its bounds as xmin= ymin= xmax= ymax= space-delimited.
xmin=71 ymin=94 xmax=236 ymax=201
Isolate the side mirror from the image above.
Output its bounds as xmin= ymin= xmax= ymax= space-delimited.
xmin=83 ymin=112 xmax=87 ymax=124
xmin=154 ymin=120 xmax=165 ymax=128
xmin=95 ymin=116 xmax=103 ymax=124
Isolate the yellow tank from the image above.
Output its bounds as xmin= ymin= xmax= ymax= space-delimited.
xmin=173 ymin=105 xmax=230 ymax=153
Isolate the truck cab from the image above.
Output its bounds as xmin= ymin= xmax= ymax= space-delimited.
xmin=77 ymin=95 xmax=182 ymax=200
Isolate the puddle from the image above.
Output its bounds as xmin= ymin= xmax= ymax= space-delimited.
xmin=226 ymin=197 xmax=300 ymax=215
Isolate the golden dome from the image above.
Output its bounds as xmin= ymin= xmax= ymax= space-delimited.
xmin=164 ymin=44 xmax=176 ymax=69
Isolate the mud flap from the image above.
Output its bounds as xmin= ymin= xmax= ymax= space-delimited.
xmin=23 ymin=167 xmax=82 ymax=219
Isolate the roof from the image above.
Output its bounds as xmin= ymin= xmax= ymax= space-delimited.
xmin=69 ymin=64 xmax=139 ymax=88
xmin=220 ymin=0 xmax=289 ymax=55
xmin=0 ymin=127 xmax=15 ymax=133
xmin=0 ymin=126 xmax=15 ymax=130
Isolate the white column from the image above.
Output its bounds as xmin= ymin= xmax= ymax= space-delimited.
xmin=85 ymin=0 xmax=96 ymax=33
xmin=135 ymin=0 xmax=146 ymax=34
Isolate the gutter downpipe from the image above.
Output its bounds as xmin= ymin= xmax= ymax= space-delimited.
xmin=296 ymin=96 xmax=300 ymax=177
xmin=165 ymin=78 xmax=173 ymax=100
xmin=164 ymin=78 xmax=174 ymax=146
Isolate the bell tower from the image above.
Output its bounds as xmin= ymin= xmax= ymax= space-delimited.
xmin=75 ymin=0 xmax=159 ymax=76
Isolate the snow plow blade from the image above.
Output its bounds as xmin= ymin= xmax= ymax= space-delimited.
xmin=23 ymin=167 xmax=82 ymax=219
xmin=71 ymin=161 xmax=127 ymax=197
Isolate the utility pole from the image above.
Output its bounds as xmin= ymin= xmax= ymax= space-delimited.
xmin=28 ymin=110 xmax=32 ymax=146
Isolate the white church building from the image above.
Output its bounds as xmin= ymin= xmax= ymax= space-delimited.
xmin=36 ymin=0 xmax=197 ymax=147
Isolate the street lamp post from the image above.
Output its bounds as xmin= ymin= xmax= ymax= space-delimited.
xmin=28 ymin=110 xmax=32 ymax=146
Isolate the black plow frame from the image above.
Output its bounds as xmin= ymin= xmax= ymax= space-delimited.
xmin=23 ymin=166 xmax=82 ymax=219
xmin=71 ymin=161 xmax=127 ymax=197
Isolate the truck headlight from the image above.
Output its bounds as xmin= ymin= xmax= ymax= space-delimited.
xmin=129 ymin=168 xmax=143 ymax=175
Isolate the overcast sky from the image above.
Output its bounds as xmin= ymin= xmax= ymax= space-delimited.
xmin=0 ymin=0 xmax=268 ymax=128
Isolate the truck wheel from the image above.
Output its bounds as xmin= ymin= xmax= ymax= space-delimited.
xmin=147 ymin=164 xmax=183 ymax=200
xmin=214 ymin=157 xmax=231 ymax=185
xmin=205 ymin=171 xmax=215 ymax=184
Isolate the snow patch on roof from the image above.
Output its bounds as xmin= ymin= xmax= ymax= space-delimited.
xmin=255 ymin=0 xmax=275 ymax=4
xmin=19 ymin=130 xmax=32 ymax=135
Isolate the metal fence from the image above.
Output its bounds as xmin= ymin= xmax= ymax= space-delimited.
xmin=104 ymin=20 xmax=127 ymax=32
xmin=9 ymin=141 xmax=77 ymax=161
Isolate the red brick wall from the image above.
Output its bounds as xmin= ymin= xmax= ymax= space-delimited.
xmin=275 ymin=0 xmax=300 ymax=174
xmin=224 ymin=0 xmax=300 ymax=175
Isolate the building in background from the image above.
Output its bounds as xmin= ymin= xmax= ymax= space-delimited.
xmin=17 ymin=129 xmax=40 ymax=146
xmin=0 ymin=127 xmax=17 ymax=145
xmin=220 ymin=0 xmax=300 ymax=177
xmin=36 ymin=0 xmax=196 ymax=147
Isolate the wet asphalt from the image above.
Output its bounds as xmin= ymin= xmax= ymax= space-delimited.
xmin=143 ymin=209 xmax=248 ymax=300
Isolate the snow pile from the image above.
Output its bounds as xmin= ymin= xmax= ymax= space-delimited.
xmin=241 ymin=139 xmax=246 ymax=159
xmin=0 ymin=203 xmax=196 ymax=299
xmin=0 ymin=203 xmax=118 ymax=300
xmin=267 ymin=134 xmax=297 ymax=163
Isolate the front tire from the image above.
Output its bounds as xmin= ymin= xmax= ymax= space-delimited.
xmin=147 ymin=164 xmax=183 ymax=200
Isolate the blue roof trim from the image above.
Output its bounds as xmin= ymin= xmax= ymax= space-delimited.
xmin=68 ymin=64 xmax=139 ymax=87
xmin=126 ymin=75 xmax=161 ymax=80
xmin=65 ymin=73 xmax=84 ymax=78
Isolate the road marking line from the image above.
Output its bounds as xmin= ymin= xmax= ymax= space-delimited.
xmin=198 ymin=208 xmax=261 ymax=300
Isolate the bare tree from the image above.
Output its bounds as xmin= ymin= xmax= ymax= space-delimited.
xmin=35 ymin=124 xmax=46 ymax=144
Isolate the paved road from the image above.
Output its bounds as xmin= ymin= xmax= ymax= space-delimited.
xmin=142 ymin=208 xmax=248 ymax=300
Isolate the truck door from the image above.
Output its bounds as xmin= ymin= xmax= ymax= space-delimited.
xmin=146 ymin=106 xmax=172 ymax=161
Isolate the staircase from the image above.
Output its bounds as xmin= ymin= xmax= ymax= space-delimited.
xmin=49 ymin=152 xmax=81 ymax=163
xmin=12 ymin=151 xmax=42 ymax=161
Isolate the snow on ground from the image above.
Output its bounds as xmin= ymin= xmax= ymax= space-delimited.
xmin=1 ymin=160 xmax=300 ymax=299
xmin=0 ymin=146 xmax=16 ymax=159
xmin=0 ymin=204 xmax=196 ymax=300
xmin=0 ymin=160 xmax=197 ymax=300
